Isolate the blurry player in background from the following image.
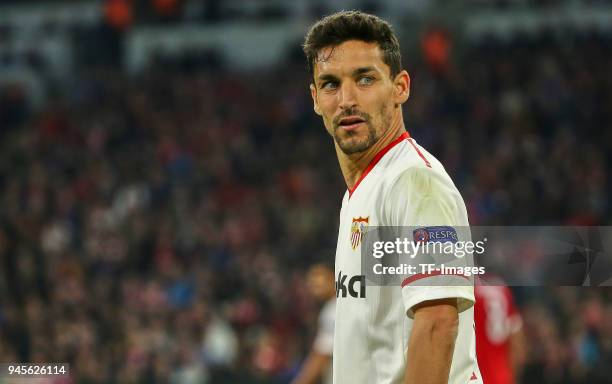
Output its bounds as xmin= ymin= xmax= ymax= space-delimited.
xmin=475 ymin=281 xmax=526 ymax=384
xmin=291 ymin=263 xmax=335 ymax=384
xmin=303 ymin=11 xmax=481 ymax=384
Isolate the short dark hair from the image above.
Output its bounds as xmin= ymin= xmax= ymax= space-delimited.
xmin=303 ymin=11 xmax=402 ymax=79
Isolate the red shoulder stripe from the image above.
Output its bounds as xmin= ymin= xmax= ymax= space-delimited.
xmin=407 ymin=138 xmax=431 ymax=168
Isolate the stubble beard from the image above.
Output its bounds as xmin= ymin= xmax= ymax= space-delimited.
xmin=334 ymin=120 xmax=378 ymax=155
xmin=332 ymin=104 xmax=389 ymax=155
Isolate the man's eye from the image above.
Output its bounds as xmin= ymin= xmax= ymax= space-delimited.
xmin=321 ymin=81 xmax=338 ymax=90
xmin=358 ymin=76 xmax=374 ymax=85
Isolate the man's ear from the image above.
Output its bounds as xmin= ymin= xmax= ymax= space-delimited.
xmin=393 ymin=70 xmax=410 ymax=105
xmin=310 ymin=83 xmax=321 ymax=115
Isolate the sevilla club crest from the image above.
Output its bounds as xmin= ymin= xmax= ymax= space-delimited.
xmin=350 ymin=217 xmax=369 ymax=250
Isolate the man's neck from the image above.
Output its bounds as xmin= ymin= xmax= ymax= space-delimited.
xmin=336 ymin=112 xmax=406 ymax=191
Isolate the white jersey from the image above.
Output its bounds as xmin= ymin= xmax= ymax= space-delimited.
xmin=333 ymin=132 xmax=482 ymax=384
xmin=313 ymin=299 xmax=335 ymax=384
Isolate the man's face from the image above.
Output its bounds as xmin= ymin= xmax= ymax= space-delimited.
xmin=307 ymin=266 xmax=334 ymax=300
xmin=310 ymin=40 xmax=405 ymax=155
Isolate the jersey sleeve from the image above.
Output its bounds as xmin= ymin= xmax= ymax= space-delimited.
xmin=383 ymin=167 xmax=475 ymax=318
xmin=313 ymin=300 xmax=335 ymax=355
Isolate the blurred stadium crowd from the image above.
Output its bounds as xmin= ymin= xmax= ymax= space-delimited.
xmin=1 ymin=10 xmax=612 ymax=384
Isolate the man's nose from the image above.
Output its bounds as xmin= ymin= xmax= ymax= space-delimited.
xmin=338 ymin=83 xmax=358 ymax=110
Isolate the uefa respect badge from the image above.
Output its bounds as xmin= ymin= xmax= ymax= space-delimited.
xmin=413 ymin=226 xmax=458 ymax=244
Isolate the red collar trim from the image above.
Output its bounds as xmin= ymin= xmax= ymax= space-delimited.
xmin=348 ymin=131 xmax=410 ymax=199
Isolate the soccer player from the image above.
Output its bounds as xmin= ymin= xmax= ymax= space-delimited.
xmin=474 ymin=282 xmax=526 ymax=384
xmin=303 ymin=11 xmax=481 ymax=383
xmin=291 ymin=263 xmax=336 ymax=384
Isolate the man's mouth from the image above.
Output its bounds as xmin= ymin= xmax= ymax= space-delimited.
xmin=337 ymin=116 xmax=366 ymax=131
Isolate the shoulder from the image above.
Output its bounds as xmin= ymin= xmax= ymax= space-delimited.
xmin=380 ymin=138 xmax=457 ymax=195
xmin=384 ymin=161 xmax=461 ymax=208
xmin=320 ymin=300 xmax=336 ymax=322
xmin=380 ymin=144 xmax=468 ymax=225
